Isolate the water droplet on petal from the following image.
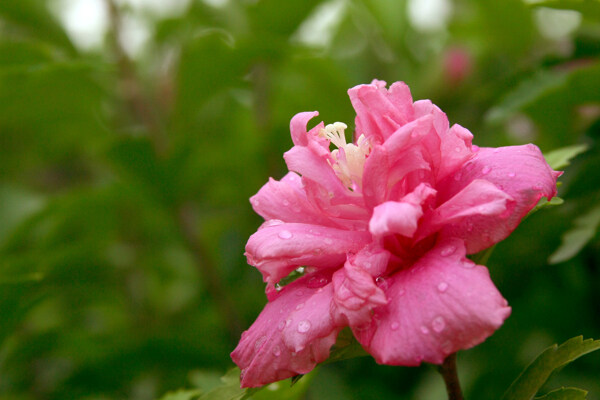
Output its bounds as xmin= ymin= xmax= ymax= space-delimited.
xmin=462 ymin=260 xmax=475 ymax=268
xmin=391 ymin=322 xmax=399 ymax=330
xmin=255 ymin=335 xmax=267 ymax=349
xmin=432 ymin=316 xmax=446 ymax=333
xmin=398 ymin=288 xmax=405 ymax=296
xmin=508 ymin=172 xmax=516 ymax=178
xmin=278 ymin=230 xmax=293 ymax=239
xmin=454 ymin=146 xmax=462 ymax=153
xmin=297 ymin=320 xmax=311 ymax=333
xmin=532 ymin=182 xmax=543 ymax=190
xmin=295 ymin=303 xmax=304 ymax=310
xmin=440 ymin=245 xmax=456 ymax=257
xmin=282 ymin=200 xmax=290 ymax=206
xmin=295 ymin=289 xmax=304 ymax=296
xmin=481 ymin=166 xmax=491 ymax=175
xmin=420 ymin=326 xmax=430 ymax=334
xmin=375 ymin=276 xmax=388 ymax=290
xmin=278 ymin=320 xmax=285 ymax=331
xmin=273 ymin=346 xmax=281 ymax=357
xmin=466 ymin=221 xmax=474 ymax=232
xmin=264 ymin=219 xmax=284 ymax=227
xmin=324 ymin=238 xmax=333 ymax=245
xmin=437 ymin=282 xmax=448 ymax=293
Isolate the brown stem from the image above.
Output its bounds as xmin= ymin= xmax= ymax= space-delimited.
xmin=438 ymin=353 xmax=464 ymax=400
xmin=105 ymin=0 xmax=243 ymax=342
xmin=176 ymin=203 xmax=243 ymax=341
xmin=104 ymin=0 xmax=168 ymax=156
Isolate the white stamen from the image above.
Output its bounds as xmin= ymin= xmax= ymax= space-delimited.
xmin=319 ymin=122 xmax=370 ymax=190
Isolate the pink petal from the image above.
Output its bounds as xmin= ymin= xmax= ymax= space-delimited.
xmin=231 ymin=272 xmax=341 ymax=388
xmin=284 ymin=145 xmax=350 ymax=201
xmin=436 ymin=144 xmax=560 ymax=253
xmin=245 ymin=223 xmax=372 ymax=285
xmin=355 ymin=238 xmax=511 ymax=366
xmin=416 ymin=179 xmax=514 ymax=241
xmin=250 ymin=172 xmax=341 ymax=227
xmin=369 ymin=184 xmax=437 ymax=238
xmin=348 ymin=81 xmax=414 ymax=144
xmin=437 ymin=124 xmax=474 ymax=181
xmin=332 ymin=247 xmax=390 ymax=327
xmin=290 ymin=111 xmax=319 ymax=146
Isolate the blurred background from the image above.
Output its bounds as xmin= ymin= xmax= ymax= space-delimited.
xmin=0 ymin=0 xmax=599 ymax=399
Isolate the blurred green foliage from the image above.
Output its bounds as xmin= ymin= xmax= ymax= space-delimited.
xmin=0 ymin=0 xmax=599 ymax=399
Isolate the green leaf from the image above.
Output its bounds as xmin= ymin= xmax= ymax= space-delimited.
xmin=502 ymin=336 xmax=600 ymax=400
xmin=321 ymin=327 xmax=369 ymax=365
xmin=158 ymin=389 xmax=203 ymax=400
xmin=529 ymin=196 xmax=565 ymax=216
xmin=549 ymin=204 xmax=600 ymax=264
xmin=486 ymin=70 xmax=568 ymax=125
xmin=544 ymin=145 xmax=588 ymax=170
xmin=535 ymin=387 xmax=588 ymax=400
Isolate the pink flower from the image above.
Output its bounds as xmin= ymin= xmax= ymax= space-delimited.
xmin=231 ymin=80 xmax=561 ymax=388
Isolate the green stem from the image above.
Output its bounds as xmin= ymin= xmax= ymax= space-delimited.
xmin=438 ymin=353 xmax=464 ymax=400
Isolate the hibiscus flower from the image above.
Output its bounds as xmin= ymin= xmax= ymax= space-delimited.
xmin=231 ymin=80 xmax=560 ymax=388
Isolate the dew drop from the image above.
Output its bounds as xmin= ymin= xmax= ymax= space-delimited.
xmin=278 ymin=320 xmax=285 ymax=331
xmin=263 ymin=219 xmax=284 ymax=227
xmin=255 ymin=335 xmax=267 ymax=349
xmin=454 ymin=146 xmax=462 ymax=153
xmin=432 ymin=316 xmax=446 ymax=333
xmin=295 ymin=303 xmax=304 ymax=310
xmin=297 ymin=320 xmax=311 ymax=333
xmin=295 ymin=290 xmax=304 ymax=297
xmin=296 ymin=267 xmax=305 ymax=274
xmin=508 ymin=172 xmax=516 ymax=178
xmin=375 ymin=276 xmax=388 ymax=290
xmin=398 ymin=288 xmax=405 ymax=296
xmin=324 ymin=238 xmax=333 ymax=245
xmin=391 ymin=322 xmax=399 ymax=330
xmin=481 ymin=166 xmax=492 ymax=175
xmin=462 ymin=260 xmax=475 ymax=268
xmin=532 ymin=182 xmax=543 ymax=190
xmin=272 ymin=346 xmax=281 ymax=357
xmin=437 ymin=282 xmax=448 ymax=293
xmin=466 ymin=221 xmax=474 ymax=232
xmin=440 ymin=245 xmax=456 ymax=257
xmin=278 ymin=230 xmax=293 ymax=239
xmin=282 ymin=200 xmax=290 ymax=207
xmin=313 ymin=248 xmax=323 ymax=255
xmin=420 ymin=326 xmax=430 ymax=335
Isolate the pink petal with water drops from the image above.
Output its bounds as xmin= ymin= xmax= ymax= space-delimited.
xmin=245 ymin=222 xmax=372 ymax=285
xmin=355 ymin=238 xmax=511 ymax=366
xmin=436 ymin=144 xmax=561 ymax=253
xmin=331 ymin=248 xmax=389 ymax=327
xmin=231 ymin=272 xmax=341 ymax=388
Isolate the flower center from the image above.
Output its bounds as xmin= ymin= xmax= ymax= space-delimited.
xmin=320 ymin=122 xmax=371 ymax=191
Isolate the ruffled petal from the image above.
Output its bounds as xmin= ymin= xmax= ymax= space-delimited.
xmin=250 ymin=172 xmax=341 ymax=227
xmin=348 ymin=80 xmax=414 ymax=144
xmin=436 ymin=145 xmax=560 ymax=253
xmin=231 ymin=272 xmax=341 ymax=388
xmin=369 ymin=184 xmax=437 ymax=238
xmin=245 ymin=222 xmax=372 ymax=285
xmin=354 ymin=238 xmax=511 ymax=365
xmin=332 ymin=247 xmax=390 ymax=327
xmin=290 ymin=111 xmax=319 ymax=146
xmin=416 ymin=179 xmax=514 ymax=241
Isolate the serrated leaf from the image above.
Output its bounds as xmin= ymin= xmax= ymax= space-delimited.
xmin=502 ymin=336 xmax=600 ymax=400
xmin=544 ymin=145 xmax=588 ymax=170
xmin=535 ymin=387 xmax=588 ymax=400
xmin=529 ymin=196 xmax=564 ymax=217
xmin=549 ymin=205 xmax=600 ymax=264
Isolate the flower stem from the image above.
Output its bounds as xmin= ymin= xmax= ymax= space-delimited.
xmin=438 ymin=353 xmax=464 ymax=400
